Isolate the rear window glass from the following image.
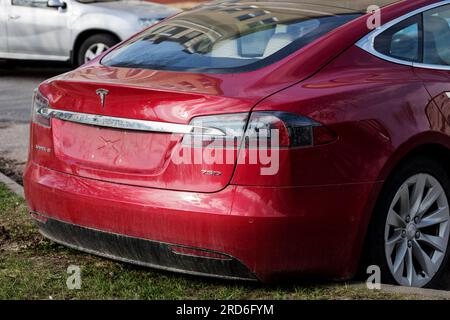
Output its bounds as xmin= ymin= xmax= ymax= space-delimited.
xmin=102 ymin=1 xmax=363 ymax=73
xmin=374 ymin=15 xmax=422 ymax=63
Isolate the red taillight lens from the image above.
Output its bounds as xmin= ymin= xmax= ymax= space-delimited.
xmin=245 ymin=111 xmax=337 ymax=148
xmin=32 ymin=90 xmax=51 ymax=127
xmin=183 ymin=111 xmax=337 ymax=149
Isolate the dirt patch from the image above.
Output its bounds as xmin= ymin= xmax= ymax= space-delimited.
xmin=0 ymin=214 xmax=47 ymax=253
xmin=0 ymin=157 xmax=24 ymax=185
xmin=0 ymin=225 xmax=11 ymax=243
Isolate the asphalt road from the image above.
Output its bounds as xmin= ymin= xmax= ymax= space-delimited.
xmin=0 ymin=62 xmax=72 ymax=166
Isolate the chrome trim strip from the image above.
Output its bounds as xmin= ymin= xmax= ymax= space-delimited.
xmin=356 ymin=1 xmax=450 ymax=71
xmin=38 ymin=108 xmax=226 ymax=136
xmin=413 ymin=62 xmax=450 ymax=71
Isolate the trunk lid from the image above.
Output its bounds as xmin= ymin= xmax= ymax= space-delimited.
xmin=36 ymin=67 xmax=259 ymax=193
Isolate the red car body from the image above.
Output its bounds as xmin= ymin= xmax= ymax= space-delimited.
xmin=24 ymin=0 xmax=450 ymax=282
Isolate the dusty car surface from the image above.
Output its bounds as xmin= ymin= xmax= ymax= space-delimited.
xmin=24 ymin=0 xmax=450 ymax=288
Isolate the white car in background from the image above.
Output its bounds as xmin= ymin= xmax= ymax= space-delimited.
xmin=0 ymin=0 xmax=179 ymax=66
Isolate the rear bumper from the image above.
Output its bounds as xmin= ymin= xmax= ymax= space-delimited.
xmin=24 ymin=162 xmax=380 ymax=282
xmin=35 ymin=214 xmax=257 ymax=281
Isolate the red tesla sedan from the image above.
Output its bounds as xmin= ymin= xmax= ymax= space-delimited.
xmin=24 ymin=0 xmax=450 ymax=288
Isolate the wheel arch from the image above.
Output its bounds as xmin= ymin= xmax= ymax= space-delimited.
xmin=71 ymin=29 xmax=121 ymax=65
xmin=378 ymin=133 xmax=450 ymax=184
xmin=354 ymin=132 xmax=450 ymax=276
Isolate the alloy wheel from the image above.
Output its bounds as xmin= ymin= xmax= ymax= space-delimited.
xmin=84 ymin=43 xmax=110 ymax=63
xmin=385 ymin=173 xmax=450 ymax=287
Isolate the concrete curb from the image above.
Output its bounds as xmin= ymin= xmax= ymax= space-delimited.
xmin=351 ymin=282 xmax=450 ymax=300
xmin=0 ymin=171 xmax=24 ymax=198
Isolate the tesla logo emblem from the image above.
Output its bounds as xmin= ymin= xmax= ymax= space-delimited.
xmin=96 ymin=89 xmax=109 ymax=109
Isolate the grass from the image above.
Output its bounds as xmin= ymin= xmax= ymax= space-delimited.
xmin=0 ymin=183 xmax=422 ymax=300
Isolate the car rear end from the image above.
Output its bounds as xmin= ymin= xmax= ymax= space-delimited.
xmin=23 ymin=0 xmax=413 ymax=281
xmin=26 ymin=70 xmax=261 ymax=280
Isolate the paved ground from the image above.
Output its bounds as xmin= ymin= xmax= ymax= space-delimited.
xmin=0 ymin=62 xmax=70 ymax=123
xmin=0 ymin=62 xmax=72 ymax=168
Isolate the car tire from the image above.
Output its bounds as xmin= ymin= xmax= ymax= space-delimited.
xmin=76 ymin=34 xmax=119 ymax=67
xmin=366 ymin=155 xmax=450 ymax=288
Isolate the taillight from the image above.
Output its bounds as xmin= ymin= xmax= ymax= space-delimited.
xmin=182 ymin=113 xmax=248 ymax=149
xmin=245 ymin=111 xmax=337 ymax=148
xmin=183 ymin=111 xmax=337 ymax=149
xmin=32 ymin=90 xmax=51 ymax=127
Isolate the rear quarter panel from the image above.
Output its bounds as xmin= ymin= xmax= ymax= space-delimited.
xmin=233 ymin=46 xmax=442 ymax=187
xmin=231 ymin=45 xmax=450 ymax=276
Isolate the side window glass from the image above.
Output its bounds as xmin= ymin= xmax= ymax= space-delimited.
xmin=11 ymin=0 xmax=48 ymax=9
xmin=424 ymin=5 xmax=450 ymax=66
xmin=374 ymin=15 xmax=422 ymax=63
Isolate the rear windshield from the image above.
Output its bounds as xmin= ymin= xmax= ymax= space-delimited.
xmin=102 ymin=1 xmax=365 ymax=73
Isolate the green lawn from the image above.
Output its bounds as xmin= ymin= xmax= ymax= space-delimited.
xmin=0 ymin=183 xmax=414 ymax=300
